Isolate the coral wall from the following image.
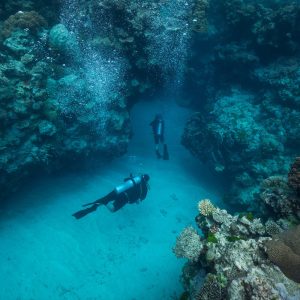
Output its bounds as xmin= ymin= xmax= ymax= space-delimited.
xmin=182 ymin=0 xmax=300 ymax=208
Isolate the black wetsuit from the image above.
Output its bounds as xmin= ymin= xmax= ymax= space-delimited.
xmin=150 ymin=117 xmax=165 ymax=145
xmin=72 ymin=175 xmax=149 ymax=219
xmin=97 ymin=176 xmax=148 ymax=211
xmin=150 ymin=115 xmax=169 ymax=160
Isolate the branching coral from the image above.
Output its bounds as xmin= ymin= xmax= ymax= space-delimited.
xmin=198 ymin=199 xmax=216 ymax=216
xmin=173 ymin=226 xmax=203 ymax=262
xmin=1 ymin=11 xmax=47 ymax=39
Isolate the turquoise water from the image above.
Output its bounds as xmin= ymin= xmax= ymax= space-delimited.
xmin=0 ymin=98 xmax=224 ymax=299
xmin=3 ymin=1 xmax=298 ymax=297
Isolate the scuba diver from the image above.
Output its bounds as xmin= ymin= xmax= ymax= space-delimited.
xmin=72 ymin=174 xmax=150 ymax=219
xmin=150 ymin=114 xmax=169 ymax=160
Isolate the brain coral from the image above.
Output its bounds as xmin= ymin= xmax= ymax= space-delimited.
xmin=265 ymin=225 xmax=300 ymax=283
xmin=1 ymin=11 xmax=47 ymax=39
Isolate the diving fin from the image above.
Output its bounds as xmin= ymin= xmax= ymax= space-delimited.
xmin=72 ymin=204 xmax=99 ymax=219
xmin=163 ymin=144 xmax=169 ymax=160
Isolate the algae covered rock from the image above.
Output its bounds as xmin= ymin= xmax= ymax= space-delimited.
xmin=48 ymin=24 xmax=78 ymax=54
xmin=38 ymin=120 xmax=56 ymax=136
xmin=3 ymin=30 xmax=33 ymax=56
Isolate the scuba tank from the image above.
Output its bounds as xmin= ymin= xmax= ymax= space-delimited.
xmin=114 ymin=175 xmax=142 ymax=194
xmin=156 ymin=119 xmax=163 ymax=136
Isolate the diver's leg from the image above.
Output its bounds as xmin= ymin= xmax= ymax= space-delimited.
xmin=155 ymin=147 xmax=161 ymax=159
xmin=73 ymin=191 xmax=117 ymax=219
xmin=95 ymin=191 xmax=117 ymax=205
xmin=154 ymin=136 xmax=162 ymax=159
xmin=82 ymin=191 xmax=116 ymax=207
xmin=109 ymin=194 xmax=128 ymax=212
xmin=153 ymin=135 xmax=161 ymax=158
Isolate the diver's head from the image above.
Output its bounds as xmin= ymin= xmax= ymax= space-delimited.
xmin=143 ymin=174 xmax=150 ymax=182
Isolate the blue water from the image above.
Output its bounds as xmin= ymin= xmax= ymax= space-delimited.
xmin=0 ymin=98 xmax=224 ymax=300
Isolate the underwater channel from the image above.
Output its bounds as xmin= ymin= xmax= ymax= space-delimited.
xmin=0 ymin=0 xmax=300 ymax=299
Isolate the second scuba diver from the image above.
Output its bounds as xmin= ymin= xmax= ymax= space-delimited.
xmin=72 ymin=174 xmax=150 ymax=219
xmin=150 ymin=114 xmax=169 ymax=160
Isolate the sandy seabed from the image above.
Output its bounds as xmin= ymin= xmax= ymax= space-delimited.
xmin=0 ymin=98 xmax=224 ymax=300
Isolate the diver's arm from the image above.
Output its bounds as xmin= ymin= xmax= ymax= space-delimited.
xmin=139 ymin=181 xmax=148 ymax=200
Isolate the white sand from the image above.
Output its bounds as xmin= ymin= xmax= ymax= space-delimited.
xmin=0 ymin=98 xmax=224 ymax=300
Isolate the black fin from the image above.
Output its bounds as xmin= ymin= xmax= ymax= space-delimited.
xmin=163 ymin=144 xmax=169 ymax=160
xmin=72 ymin=204 xmax=99 ymax=219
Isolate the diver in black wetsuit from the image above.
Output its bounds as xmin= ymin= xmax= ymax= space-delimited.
xmin=150 ymin=114 xmax=169 ymax=160
xmin=72 ymin=174 xmax=150 ymax=219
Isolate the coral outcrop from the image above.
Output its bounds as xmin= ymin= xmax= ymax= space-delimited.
xmin=182 ymin=0 xmax=300 ymax=208
xmin=173 ymin=227 xmax=203 ymax=262
xmin=0 ymin=0 xmax=207 ymax=199
xmin=1 ymin=0 xmax=207 ymax=199
xmin=176 ymin=203 xmax=300 ymax=299
xmin=175 ymin=162 xmax=300 ymax=299
xmin=259 ymin=159 xmax=300 ymax=219
xmin=0 ymin=2 xmax=139 ymax=199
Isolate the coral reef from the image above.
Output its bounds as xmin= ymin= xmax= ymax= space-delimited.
xmin=0 ymin=0 xmax=209 ymax=199
xmin=182 ymin=0 xmax=300 ymax=208
xmin=175 ymin=163 xmax=300 ymax=299
xmin=176 ymin=204 xmax=300 ymax=299
xmin=182 ymin=89 xmax=293 ymax=208
xmin=173 ymin=227 xmax=203 ymax=262
xmin=0 ymin=0 xmax=298 ymax=223
xmin=1 ymin=0 xmax=207 ymax=198
xmin=259 ymin=159 xmax=300 ymax=219
xmin=0 ymin=2 xmax=137 ymax=199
